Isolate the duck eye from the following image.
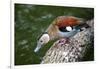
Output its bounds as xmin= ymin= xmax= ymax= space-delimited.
xmin=40 ymin=40 xmax=43 ymax=42
xmin=66 ymin=26 xmax=73 ymax=31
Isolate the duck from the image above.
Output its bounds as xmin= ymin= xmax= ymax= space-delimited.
xmin=34 ymin=16 xmax=89 ymax=52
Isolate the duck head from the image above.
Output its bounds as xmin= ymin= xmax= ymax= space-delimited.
xmin=34 ymin=16 xmax=88 ymax=52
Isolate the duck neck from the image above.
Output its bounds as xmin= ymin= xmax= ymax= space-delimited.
xmin=45 ymin=24 xmax=59 ymax=40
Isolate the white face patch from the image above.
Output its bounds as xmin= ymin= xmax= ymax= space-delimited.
xmin=66 ymin=26 xmax=73 ymax=31
xmin=34 ymin=34 xmax=50 ymax=52
xmin=39 ymin=34 xmax=50 ymax=44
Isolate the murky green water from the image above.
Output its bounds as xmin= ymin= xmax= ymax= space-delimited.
xmin=15 ymin=4 xmax=94 ymax=65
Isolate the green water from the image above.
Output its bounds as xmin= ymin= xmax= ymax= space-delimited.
xmin=15 ymin=4 xmax=94 ymax=65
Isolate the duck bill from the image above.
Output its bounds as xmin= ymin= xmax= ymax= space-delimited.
xmin=34 ymin=43 xmax=42 ymax=53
